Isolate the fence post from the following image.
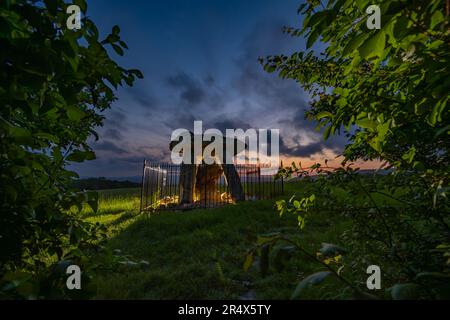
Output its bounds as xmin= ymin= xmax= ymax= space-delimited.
xmin=258 ymin=164 xmax=261 ymax=200
xmin=280 ymin=161 xmax=284 ymax=195
xmin=140 ymin=159 xmax=146 ymax=213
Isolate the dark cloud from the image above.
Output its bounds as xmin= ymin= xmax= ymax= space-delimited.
xmin=131 ymin=90 xmax=158 ymax=110
xmin=73 ymin=6 xmax=354 ymax=178
xmin=204 ymin=74 xmax=215 ymax=86
xmin=278 ymin=108 xmax=317 ymax=132
xmin=105 ymin=110 xmax=129 ymax=132
xmin=233 ymin=19 xmax=308 ymax=113
xmin=94 ymin=141 xmax=128 ymax=154
xmin=166 ymin=72 xmax=206 ymax=106
xmin=279 ymin=137 xmax=324 ymax=158
xmin=109 ymin=156 xmax=145 ymax=165
xmin=104 ymin=128 xmax=123 ymax=140
xmin=211 ymin=118 xmax=252 ymax=132
xmin=230 ymin=19 xmax=350 ymax=158
xmin=278 ymin=108 xmax=349 ymax=156
xmin=163 ymin=112 xmax=197 ymax=131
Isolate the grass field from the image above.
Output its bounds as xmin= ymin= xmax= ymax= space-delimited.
xmin=84 ymin=183 xmax=353 ymax=299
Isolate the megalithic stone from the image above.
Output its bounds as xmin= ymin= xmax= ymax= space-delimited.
xmin=222 ymin=164 xmax=245 ymax=202
xmin=180 ymin=163 xmax=197 ymax=204
xmin=171 ymin=130 xmax=247 ymax=205
xmin=196 ymin=164 xmax=223 ymax=203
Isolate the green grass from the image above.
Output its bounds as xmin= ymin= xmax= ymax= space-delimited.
xmin=83 ymin=188 xmax=141 ymax=220
xmin=86 ymin=183 xmax=352 ymax=299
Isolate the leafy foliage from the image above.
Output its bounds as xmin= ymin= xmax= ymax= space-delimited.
xmin=257 ymin=0 xmax=450 ymax=299
xmin=263 ymin=0 xmax=449 ymax=172
xmin=0 ymin=0 xmax=142 ymax=298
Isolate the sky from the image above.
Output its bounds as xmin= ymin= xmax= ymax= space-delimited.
xmin=71 ymin=0 xmax=367 ymax=178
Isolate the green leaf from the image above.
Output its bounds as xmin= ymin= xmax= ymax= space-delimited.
xmin=66 ymin=105 xmax=85 ymax=121
xmin=297 ymin=215 xmax=306 ymax=229
xmin=85 ymin=191 xmax=99 ymax=213
xmin=323 ymin=125 xmax=332 ymax=140
xmin=264 ymin=64 xmax=276 ymax=73
xmin=8 ymin=125 xmax=31 ymax=139
xmin=119 ymin=40 xmax=129 ymax=50
xmin=427 ymin=98 xmax=446 ymax=125
xmin=307 ymin=11 xmax=327 ymax=30
xmin=307 ymin=30 xmax=320 ymax=49
xmin=330 ymin=186 xmax=350 ymax=201
xmin=112 ymin=25 xmax=120 ymax=35
xmin=112 ymin=44 xmax=124 ymax=56
xmin=291 ymin=271 xmax=332 ymax=299
xmin=73 ymin=0 xmax=87 ymax=13
xmin=342 ymin=32 xmax=369 ymax=57
xmin=35 ymin=132 xmax=59 ymax=143
xmin=430 ymin=10 xmax=444 ymax=29
xmin=402 ymin=147 xmax=416 ymax=164
xmin=243 ymin=252 xmax=254 ymax=272
xmin=356 ymin=118 xmax=376 ymax=130
xmin=355 ymin=0 xmax=370 ymax=11
xmin=257 ymin=232 xmax=281 ymax=245
xmin=297 ymin=3 xmax=307 ymax=14
xmin=130 ymin=69 xmax=144 ymax=79
xmin=316 ymin=111 xmax=333 ymax=120
xmin=359 ymin=30 xmax=386 ymax=59
xmin=334 ymin=87 xmax=350 ymax=97
xmin=435 ymin=125 xmax=450 ymax=138
xmin=67 ymin=150 xmax=96 ymax=162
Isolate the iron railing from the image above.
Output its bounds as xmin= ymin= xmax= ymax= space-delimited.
xmin=140 ymin=161 xmax=283 ymax=212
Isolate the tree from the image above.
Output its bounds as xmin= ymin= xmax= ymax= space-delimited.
xmin=0 ymin=0 xmax=142 ymax=298
xmin=263 ymin=0 xmax=449 ymax=172
xmin=258 ymin=0 xmax=450 ymax=299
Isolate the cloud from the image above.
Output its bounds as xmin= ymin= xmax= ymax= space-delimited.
xmin=104 ymin=128 xmax=123 ymax=140
xmin=166 ymin=72 xmax=206 ymax=106
xmin=161 ymin=71 xmax=229 ymax=133
xmin=162 ymin=112 xmax=197 ymax=131
xmin=73 ymin=13 xmax=354 ymax=178
xmin=204 ymin=74 xmax=215 ymax=86
xmin=278 ymin=107 xmax=349 ymax=157
xmin=230 ymin=19 xmax=349 ymax=159
xmin=211 ymin=118 xmax=252 ymax=132
xmin=130 ymin=89 xmax=158 ymax=110
xmin=94 ymin=141 xmax=128 ymax=154
xmin=104 ymin=110 xmax=129 ymax=132
xmin=279 ymin=136 xmax=323 ymax=157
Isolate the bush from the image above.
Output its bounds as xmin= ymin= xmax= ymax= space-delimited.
xmin=253 ymin=0 xmax=450 ymax=299
xmin=0 ymin=0 xmax=142 ymax=298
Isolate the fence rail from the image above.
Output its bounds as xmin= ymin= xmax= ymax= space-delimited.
xmin=140 ymin=161 xmax=283 ymax=212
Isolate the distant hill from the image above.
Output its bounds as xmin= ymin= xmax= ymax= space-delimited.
xmin=72 ymin=177 xmax=140 ymax=190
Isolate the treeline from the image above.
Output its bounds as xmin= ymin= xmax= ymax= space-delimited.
xmin=72 ymin=177 xmax=140 ymax=190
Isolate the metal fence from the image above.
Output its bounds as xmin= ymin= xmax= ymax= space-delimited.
xmin=140 ymin=161 xmax=283 ymax=212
